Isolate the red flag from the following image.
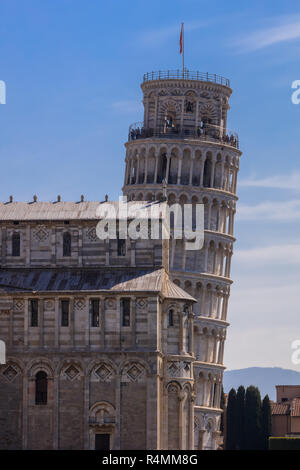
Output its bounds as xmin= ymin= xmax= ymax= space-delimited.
xmin=179 ymin=24 xmax=183 ymax=54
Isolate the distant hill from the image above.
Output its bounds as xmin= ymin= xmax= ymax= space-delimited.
xmin=223 ymin=367 xmax=300 ymax=400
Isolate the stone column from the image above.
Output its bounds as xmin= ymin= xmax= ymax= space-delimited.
xmin=166 ymin=155 xmax=171 ymax=184
xmin=210 ymin=157 xmax=216 ymax=188
xmin=177 ymin=157 xmax=183 ymax=185
xmin=154 ymin=154 xmax=159 ymax=183
xmin=189 ymin=157 xmax=194 ymax=185
xmin=144 ymin=153 xmax=148 ymax=183
xmin=200 ymin=158 xmax=205 ymax=187
xmin=136 ymin=155 xmax=140 ymax=184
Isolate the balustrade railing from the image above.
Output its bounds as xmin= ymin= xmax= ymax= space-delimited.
xmin=128 ymin=122 xmax=239 ymax=149
xmin=143 ymin=70 xmax=230 ymax=87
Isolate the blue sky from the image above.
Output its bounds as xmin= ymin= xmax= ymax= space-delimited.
xmin=1 ymin=0 xmax=300 ymax=371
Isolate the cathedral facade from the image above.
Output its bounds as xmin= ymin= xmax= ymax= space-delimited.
xmin=0 ymin=69 xmax=241 ymax=450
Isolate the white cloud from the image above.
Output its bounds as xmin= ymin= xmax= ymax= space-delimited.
xmin=239 ymin=171 xmax=300 ymax=190
xmin=237 ymin=199 xmax=300 ymax=221
xmin=234 ymin=15 xmax=300 ymax=52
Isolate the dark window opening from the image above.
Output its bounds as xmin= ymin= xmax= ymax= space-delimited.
xmin=121 ymin=298 xmax=130 ymax=327
xmin=117 ymin=238 xmax=126 ymax=256
xmin=12 ymin=232 xmax=20 ymax=257
xmin=61 ymin=300 xmax=69 ymax=327
xmin=63 ymin=232 xmax=71 ymax=257
xmin=203 ymin=160 xmax=212 ymax=188
xmin=186 ymin=101 xmax=194 ymax=113
xmin=168 ymin=309 xmax=174 ymax=327
xmin=35 ymin=371 xmax=48 ymax=405
xmin=95 ymin=433 xmax=110 ymax=450
xmin=30 ymin=299 xmax=38 ymax=327
xmin=91 ymin=299 xmax=99 ymax=327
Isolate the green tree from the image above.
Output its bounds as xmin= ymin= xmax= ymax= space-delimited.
xmin=244 ymin=386 xmax=262 ymax=449
xmin=261 ymin=394 xmax=272 ymax=450
xmin=226 ymin=388 xmax=237 ymax=450
xmin=236 ymin=385 xmax=245 ymax=449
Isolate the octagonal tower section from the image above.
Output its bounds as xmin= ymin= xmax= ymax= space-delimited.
xmin=122 ymin=70 xmax=242 ymax=450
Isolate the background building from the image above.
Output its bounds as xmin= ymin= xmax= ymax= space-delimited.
xmin=271 ymin=385 xmax=300 ymax=437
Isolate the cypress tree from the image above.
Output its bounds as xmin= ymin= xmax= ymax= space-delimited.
xmin=236 ymin=385 xmax=245 ymax=449
xmin=261 ymin=394 xmax=272 ymax=450
xmin=226 ymin=388 xmax=237 ymax=450
xmin=244 ymin=386 xmax=262 ymax=449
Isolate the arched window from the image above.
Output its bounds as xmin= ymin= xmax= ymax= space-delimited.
xmin=63 ymin=232 xmax=71 ymax=257
xmin=203 ymin=159 xmax=212 ymax=188
xmin=168 ymin=309 xmax=174 ymax=327
xmin=12 ymin=232 xmax=20 ymax=256
xmin=35 ymin=371 xmax=48 ymax=405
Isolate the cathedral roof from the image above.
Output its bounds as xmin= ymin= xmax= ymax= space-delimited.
xmin=0 ymin=200 xmax=165 ymax=221
xmin=0 ymin=268 xmax=196 ymax=302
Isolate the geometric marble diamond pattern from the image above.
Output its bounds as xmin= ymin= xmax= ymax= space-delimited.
xmin=65 ymin=365 xmax=80 ymax=380
xmin=168 ymin=362 xmax=179 ymax=377
xmin=74 ymin=298 xmax=85 ymax=310
xmin=127 ymin=364 xmax=142 ymax=382
xmin=87 ymin=227 xmax=97 ymax=242
xmin=33 ymin=226 xmax=49 ymax=242
xmin=3 ymin=365 xmax=18 ymax=382
xmin=95 ymin=364 xmax=112 ymax=382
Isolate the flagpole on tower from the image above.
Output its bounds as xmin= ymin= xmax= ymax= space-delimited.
xmin=180 ymin=23 xmax=184 ymax=78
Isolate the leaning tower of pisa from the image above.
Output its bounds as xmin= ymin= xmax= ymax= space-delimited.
xmin=122 ymin=69 xmax=241 ymax=450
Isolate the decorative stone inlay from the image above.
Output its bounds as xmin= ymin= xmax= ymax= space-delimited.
xmin=3 ymin=365 xmax=18 ymax=382
xmin=44 ymin=300 xmax=54 ymax=310
xmin=14 ymin=299 xmax=24 ymax=311
xmin=87 ymin=227 xmax=97 ymax=242
xmin=74 ymin=298 xmax=85 ymax=310
xmin=127 ymin=364 xmax=143 ymax=382
xmin=168 ymin=362 xmax=179 ymax=377
xmin=65 ymin=365 xmax=80 ymax=380
xmin=137 ymin=299 xmax=147 ymax=309
xmin=168 ymin=384 xmax=178 ymax=394
xmin=105 ymin=299 xmax=115 ymax=309
xmin=95 ymin=364 xmax=113 ymax=382
xmin=33 ymin=226 xmax=49 ymax=242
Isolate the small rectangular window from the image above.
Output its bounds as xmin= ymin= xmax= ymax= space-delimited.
xmin=117 ymin=238 xmax=126 ymax=256
xmin=12 ymin=232 xmax=20 ymax=257
xmin=121 ymin=298 xmax=130 ymax=327
xmin=91 ymin=299 xmax=100 ymax=327
xmin=30 ymin=299 xmax=38 ymax=327
xmin=61 ymin=300 xmax=69 ymax=327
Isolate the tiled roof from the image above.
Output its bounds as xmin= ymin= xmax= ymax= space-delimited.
xmin=0 ymin=200 xmax=165 ymax=221
xmin=271 ymin=403 xmax=290 ymax=415
xmin=0 ymin=268 xmax=195 ymax=301
xmin=290 ymin=398 xmax=300 ymax=417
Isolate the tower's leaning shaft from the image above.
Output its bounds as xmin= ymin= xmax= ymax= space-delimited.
xmin=123 ymin=69 xmax=241 ymax=450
